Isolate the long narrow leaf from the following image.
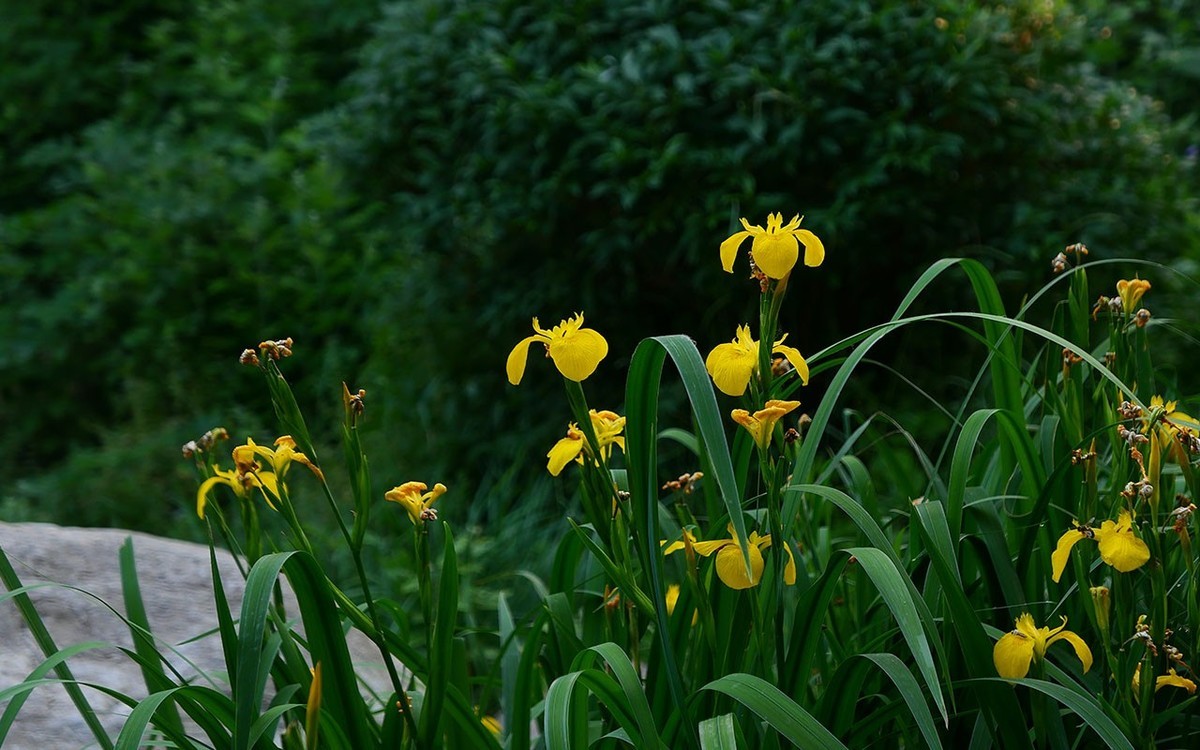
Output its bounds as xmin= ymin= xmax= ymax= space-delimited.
xmin=702 ymin=673 xmax=849 ymax=749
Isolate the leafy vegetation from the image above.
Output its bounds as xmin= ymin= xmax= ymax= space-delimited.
xmin=2 ymin=0 xmax=1198 ymax=536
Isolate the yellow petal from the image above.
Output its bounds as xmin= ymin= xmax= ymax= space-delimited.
xmin=1096 ymin=521 xmax=1151 ymax=573
xmin=795 ymin=229 xmax=825 ymax=268
xmin=691 ymin=538 xmax=734 ymax=557
xmin=771 ymin=342 xmax=810 ymax=385
xmin=196 ymin=474 xmax=234 ymax=519
xmin=714 ymin=541 xmax=764 ymax=589
xmin=665 ymin=584 xmax=680 ymax=616
xmin=782 ymin=539 xmax=797 ymax=585
xmin=506 ymin=335 xmax=541 ymax=385
xmin=1050 ymin=528 xmax=1086 ymax=583
xmin=661 ymin=530 xmax=696 ymax=556
xmin=548 ymin=328 xmax=608 ymax=382
xmin=720 ymin=230 xmax=752 ymax=273
xmin=705 ymin=342 xmax=757 ymax=397
xmin=994 ymin=629 xmax=1035 ymax=678
xmin=546 ymin=434 xmax=584 ymax=476
xmin=1156 ymin=669 xmax=1198 ymax=694
xmin=1047 ymin=627 xmax=1093 ymax=673
xmin=750 ymin=232 xmax=799 ymax=279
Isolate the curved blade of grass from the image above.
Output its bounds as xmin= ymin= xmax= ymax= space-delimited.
xmin=860 ymin=653 xmax=944 ymax=749
xmin=627 ymin=334 xmax=747 ymax=750
xmin=585 ymin=643 xmax=663 ymax=749
xmin=236 ymin=552 xmax=375 ymax=750
xmin=913 ymin=501 xmax=1032 ymax=748
xmin=0 ymin=641 xmax=108 ymax=744
xmin=511 ymin=610 xmax=550 ymax=750
xmin=282 ymin=553 xmax=376 ymax=749
xmin=698 ymin=713 xmax=740 ymax=750
xmin=118 ymin=538 xmax=186 ymax=739
xmin=0 ymin=546 xmax=115 ymax=750
xmin=419 ymin=522 xmax=459 ymax=748
xmin=782 ymin=554 xmax=847 ymax=699
xmin=701 ymin=673 xmax=848 ymax=749
xmin=544 ymin=670 xmax=592 ymax=750
xmin=234 ymin=552 xmax=291 ymax=749
xmin=976 ymin=678 xmax=1134 ymax=750
xmin=844 ymin=546 xmax=948 ymax=725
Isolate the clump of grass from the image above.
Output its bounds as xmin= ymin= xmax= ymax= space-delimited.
xmin=4 ymin=226 xmax=1198 ymax=749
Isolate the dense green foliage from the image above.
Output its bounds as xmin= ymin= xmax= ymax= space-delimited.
xmin=1 ymin=0 xmax=1197 ymax=535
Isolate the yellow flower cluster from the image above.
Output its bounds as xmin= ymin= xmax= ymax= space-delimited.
xmin=546 ymin=409 xmax=626 ymax=476
xmin=196 ymin=436 xmax=321 ymax=518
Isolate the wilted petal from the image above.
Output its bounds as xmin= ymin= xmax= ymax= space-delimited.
xmin=1157 ymin=669 xmax=1198 ymax=694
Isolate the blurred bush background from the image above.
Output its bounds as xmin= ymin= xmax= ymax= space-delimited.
xmin=2 ymin=0 xmax=1198 ymax=551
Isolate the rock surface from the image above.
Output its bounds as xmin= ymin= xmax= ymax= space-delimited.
xmin=0 ymin=522 xmax=389 ymax=749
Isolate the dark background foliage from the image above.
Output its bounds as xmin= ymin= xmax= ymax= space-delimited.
xmin=1 ymin=0 xmax=1197 ymax=541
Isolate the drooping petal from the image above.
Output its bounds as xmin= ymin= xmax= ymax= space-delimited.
xmin=1096 ymin=518 xmax=1151 ymax=573
xmin=705 ymin=342 xmax=758 ymax=396
xmin=196 ymin=474 xmax=235 ymax=519
xmin=1047 ymin=628 xmax=1094 ymax=673
xmin=750 ymin=232 xmax=800 ymax=279
xmin=771 ymin=342 xmax=810 ymax=385
xmin=719 ymin=231 xmax=753 ymax=273
xmin=731 ymin=409 xmax=768 ymax=449
xmin=1157 ymin=669 xmax=1198 ymax=694
xmin=385 ymin=482 xmax=428 ymax=523
xmin=782 ymin=539 xmax=797 ymax=585
xmin=548 ymin=327 xmax=608 ymax=381
xmin=661 ymin=530 xmax=697 ymax=556
xmin=1050 ymin=528 xmax=1086 ymax=583
xmin=506 ymin=335 xmax=542 ymax=385
xmin=714 ymin=540 xmax=765 ymax=589
xmin=993 ymin=629 xmax=1036 ymax=678
xmin=665 ymin=584 xmax=680 ymax=616
xmin=546 ymin=434 xmax=584 ymax=476
xmin=795 ymin=229 xmax=825 ymax=268
xmin=690 ymin=538 xmax=734 ymax=557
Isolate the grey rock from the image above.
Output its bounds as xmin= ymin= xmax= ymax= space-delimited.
xmin=0 ymin=523 xmax=393 ymax=749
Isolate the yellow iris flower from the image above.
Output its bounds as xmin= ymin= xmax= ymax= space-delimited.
xmin=385 ymin=481 xmax=448 ymax=525
xmin=196 ymin=435 xmax=320 ymax=518
xmin=1050 ymin=509 xmax=1150 ymax=583
xmin=993 ymin=613 xmax=1092 ymax=679
xmin=720 ymin=213 xmax=824 ymax=279
xmin=664 ymin=526 xmax=797 ymax=590
xmin=507 ymin=313 xmax=608 ymax=385
xmin=705 ymin=325 xmax=809 ymax=397
xmin=546 ymin=409 xmax=625 ymax=476
xmin=1143 ymin=395 xmax=1199 ymax=463
xmin=1133 ymin=664 xmax=1198 ymax=697
xmin=1116 ymin=277 xmax=1151 ymax=312
xmin=732 ymin=400 xmax=801 ymax=449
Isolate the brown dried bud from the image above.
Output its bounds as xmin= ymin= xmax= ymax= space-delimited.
xmin=784 ymin=427 xmax=801 ymax=444
xmin=1064 ymin=242 xmax=1089 ymax=257
xmin=1051 ymin=252 xmax=1068 ymax=273
xmin=240 ymin=348 xmax=260 ymax=367
xmin=1134 ymin=308 xmax=1151 ymax=328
